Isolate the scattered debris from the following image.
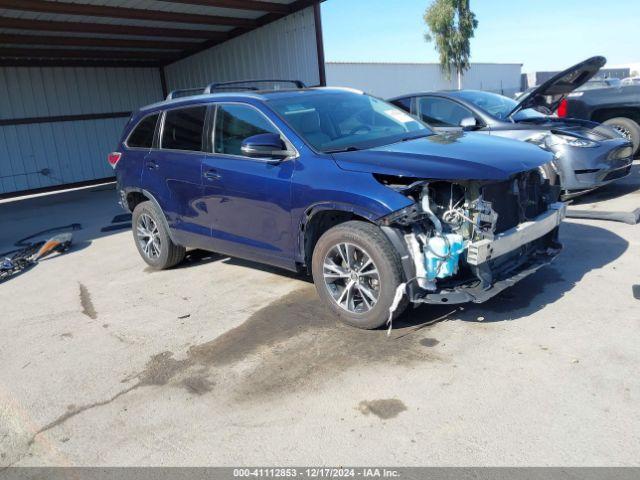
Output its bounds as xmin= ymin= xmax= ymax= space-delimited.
xmin=178 ymin=314 xmax=191 ymax=319
xmin=1 ymin=229 xmax=75 ymax=284
xmin=571 ymin=359 xmax=580 ymax=364
xmin=566 ymin=208 xmax=640 ymax=225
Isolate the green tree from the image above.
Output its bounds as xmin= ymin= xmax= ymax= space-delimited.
xmin=424 ymin=0 xmax=478 ymax=89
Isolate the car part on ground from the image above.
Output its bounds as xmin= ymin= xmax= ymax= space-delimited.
xmin=565 ymin=207 xmax=640 ymax=225
xmin=114 ymin=82 xmax=564 ymax=329
xmin=1 ymin=232 xmax=74 ymax=284
xmin=389 ymin=59 xmax=634 ymax=199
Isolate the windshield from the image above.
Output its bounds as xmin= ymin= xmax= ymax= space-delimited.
xmin=454 ymin=90 xmax=546 ymax=121
xmin=268 ymin=91 xmax=432 ymax=153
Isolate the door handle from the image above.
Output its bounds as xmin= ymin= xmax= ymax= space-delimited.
xmin=203 ymin=169 xmax=221 ymax=181
xmin=145 ymin=160 xmax=158 ymax=170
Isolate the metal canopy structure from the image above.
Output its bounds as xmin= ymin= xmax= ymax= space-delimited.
xmin=0 ymin=0 xmax=325 ymax=197
xmin=0 ymin=0 xmax=321 ymax=68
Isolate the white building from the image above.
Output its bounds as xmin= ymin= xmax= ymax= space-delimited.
xmin=326 ymin=62 xmax=523 ymax=99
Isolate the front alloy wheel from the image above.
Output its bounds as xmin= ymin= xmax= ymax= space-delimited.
xmin=323 ymin=242 xmax=380 ymax=313
xmin=311 ymin=221 xmax=407 ymax=329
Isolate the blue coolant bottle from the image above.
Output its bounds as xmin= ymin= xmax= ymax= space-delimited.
xmin=424 ymin=234 xmax=465 ymax=281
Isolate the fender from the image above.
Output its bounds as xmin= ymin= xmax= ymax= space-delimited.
xmin=295 ymin=201 xmax=384 ymax=263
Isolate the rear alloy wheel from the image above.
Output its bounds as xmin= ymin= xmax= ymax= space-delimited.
xmin=603 ymin=117 xmax=640 ymax=156
xmin=312 ymin=221 xmax=407 ymax=329
xmin=132 ymin=201 xmax=186 ymax=270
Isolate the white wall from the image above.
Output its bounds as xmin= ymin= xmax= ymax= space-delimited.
xmin=325 ymin=62 xmax=522 ymax=99
xmin=165 ymin=6 xmax=321 ymax=92
xmin=0 ymin=67 xmax=163 ymax=194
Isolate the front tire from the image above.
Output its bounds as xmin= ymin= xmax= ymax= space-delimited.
xmin=132 ymin=201 xmax=186 ymax=270
xmin=603 ymin=117 xmax=640 ymax=155
xmin=311 ymin=221 xmax=407 ymax=329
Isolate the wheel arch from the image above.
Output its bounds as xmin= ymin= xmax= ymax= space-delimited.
xmin=297 ymin=203 xmax=380 ymax=271
xmin=591 ymin=107 xmax=640 ymax=124
xmin=123 ymin=187 xmax=179 ymax=245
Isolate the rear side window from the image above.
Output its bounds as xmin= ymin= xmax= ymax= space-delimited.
xmin=161 ymin=106 xmax=207 ymax=152
xmin=214 ymin=104 xmax=278 ymax=156
xmin=127 ymin=114 xmax=158 ymax=148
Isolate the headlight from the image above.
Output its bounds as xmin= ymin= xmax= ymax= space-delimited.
xmin=550 ymin=134 xmax=597 ymax=148
xmin=527 ymin=133 xmax=597 ymax=149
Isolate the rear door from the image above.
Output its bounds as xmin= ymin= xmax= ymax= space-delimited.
xmin=201 ymin=102 xmax=296 ymax=268
xmin=142 ymin=105 xmax=211 ymax=246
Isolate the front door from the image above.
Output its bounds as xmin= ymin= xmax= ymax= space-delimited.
xmin=142 ymin=105 xmax=210 ymax=246
xmin=201 ymin=103 xmax=296 ymax=268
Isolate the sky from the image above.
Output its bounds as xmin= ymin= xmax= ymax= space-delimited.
xmin=320 ymin=0 xmax=640 ymax=73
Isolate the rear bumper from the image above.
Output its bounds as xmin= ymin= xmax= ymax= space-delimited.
xmin=410 ymin=203 xmax=566 ymax=305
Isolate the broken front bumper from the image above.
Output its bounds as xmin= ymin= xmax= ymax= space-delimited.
xmin=383 ymin=202 xmax=566 ymax=306
xmin=466 ymin=202 xmax=566 ymax=266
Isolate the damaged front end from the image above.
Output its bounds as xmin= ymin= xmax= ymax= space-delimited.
xmin=378 ymin=169 xmax=565 ymax=305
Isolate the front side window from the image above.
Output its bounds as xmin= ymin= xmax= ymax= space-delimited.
xmin=268 ymin=91 xmax=431 ymax=153
xmin=390 ymin=97 xmax=412 ymax=112
xmin=127 ymin=114 xmax=158 ymax=148
xmin=418 ymin=97 xmax=473 ymax=127
xmin=214 ymin=104 xmax=279 ymax=156
xmin=161 ymin=106 xmax=206 ymax=152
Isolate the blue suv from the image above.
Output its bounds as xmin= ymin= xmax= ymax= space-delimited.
xmin=111 ymin=80 xmax=566 ymax=329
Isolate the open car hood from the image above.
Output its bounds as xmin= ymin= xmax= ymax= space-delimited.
xmin=509 ymin=56 xmax=606 ymax=117
xmin=332 ymin=132 xmax=553 ymax=181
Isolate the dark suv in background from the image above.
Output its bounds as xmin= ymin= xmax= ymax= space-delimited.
xmin=110 ymin=80 xmax=564 ymax=329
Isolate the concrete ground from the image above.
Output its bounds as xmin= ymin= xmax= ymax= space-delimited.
xmin=0 ymin=167 xmax=639 ymax=467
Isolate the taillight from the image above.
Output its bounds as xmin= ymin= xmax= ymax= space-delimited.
xmin=557 ymin=98 xmax=568 ymax=118
xmin=108 ymin=152 xmax=122 ymax=169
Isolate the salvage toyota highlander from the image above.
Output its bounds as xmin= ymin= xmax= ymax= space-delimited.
xmin=111 ymin=80 xmax=565 ymax=329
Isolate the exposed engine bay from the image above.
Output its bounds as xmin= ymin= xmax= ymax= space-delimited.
xmin=378 ymin=169 xmax=565 ymax=305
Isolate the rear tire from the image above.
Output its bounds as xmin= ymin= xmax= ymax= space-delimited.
xmin=603 ymin=117 xmax=640 ymax=155
xmin=311 ymin=220 xmax=407 ymax=330
xmin=132 ymin=201 xmax=186 ymax=270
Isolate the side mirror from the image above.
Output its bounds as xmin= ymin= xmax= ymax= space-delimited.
xmin=459 ymin=117 xmax=478 ymax=130
xmin=240 ymin=133 xmax=294 ymax=160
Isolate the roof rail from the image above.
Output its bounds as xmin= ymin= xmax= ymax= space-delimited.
xmin=204 ymin=79 xmax=307 ymax=94
xmin=166 ymin=87 xmax=206 ymax=100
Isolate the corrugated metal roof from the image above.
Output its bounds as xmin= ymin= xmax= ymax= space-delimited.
xmin=0 ymin=0 xmax=310 ymax=66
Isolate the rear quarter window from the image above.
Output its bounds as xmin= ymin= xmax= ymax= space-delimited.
xmin=126 ymin=113 xmax=159 ymax=148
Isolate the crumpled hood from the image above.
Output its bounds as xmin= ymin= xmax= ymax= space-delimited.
xmin=332 ymin=132 xmax=553 ymax=181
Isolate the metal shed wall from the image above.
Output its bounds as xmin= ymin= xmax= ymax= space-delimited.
xmin=326 ymin=62 xmax=523 ymax=99
xmin=0 ymin=66 xmax=163 ymax=195
xmin=164 ymin=6 xmax=321 ymax=91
